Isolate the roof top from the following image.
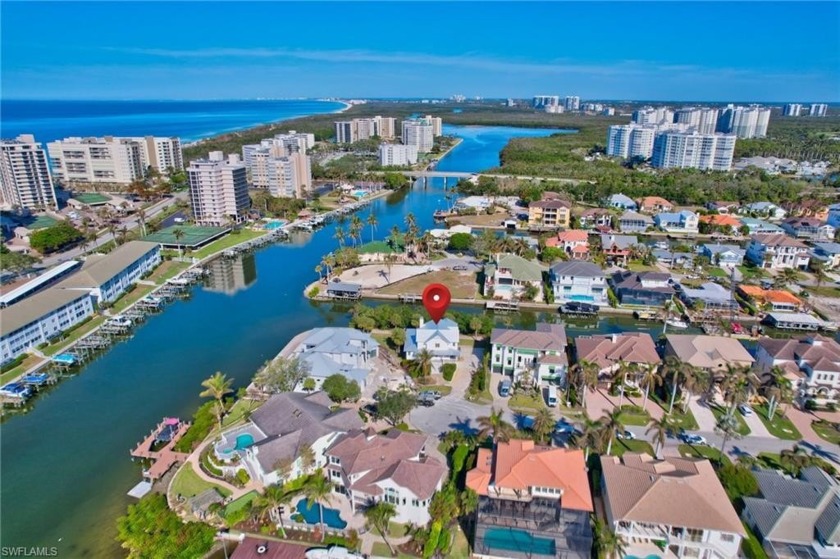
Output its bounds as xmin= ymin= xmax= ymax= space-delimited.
xmin=550 ymin=261 xmax=604 ymax=277
xmin=555 ymin=229 xmax=589 ymax=242
xmin=766 ymin=312 xmax=824 ymax=326
xmin=495 ymin=254 xmax=546 ymax=282
xmin=680 ymin=282 xmax=735 ymax=303
xmin=639 ymin=196 xmax=673 ymax=207
xmin=530 ymin=199 xmax=570 ymax=209
xmin=466 ymin=440 xmax=593 ymax=512
xmin=757 ymin=336 xmax=840 ymax=368
xmin=703 ymin=243 xmax=745 ymax=256
xmin=750 ymin=234 xmax=808 ymax=248
xmin=700 ymin=214 xmax=742 ymax=227
xmin=490 ymin=323 xmax=567 ymax=352
xmin=600 ymin=453 xmax=745 ymax=535
xmin=600 ymin=234 xmax=638 ymax=250
xmin=0 ymin=288 xmax=91 ymax=336
xmin=619 ymin=211 xmax=653 ymax=223
xmin=665 ymin=335 xmax=754 ymax=368
xmin=299 ymin=327 xmax=379 ymax=355
xmin=575 ymin=332 xmax=661 ymax=370
xmin=56 ymin=241 xmax=159 ymax=289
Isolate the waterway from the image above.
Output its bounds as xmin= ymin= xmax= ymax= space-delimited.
xmin=0 ymin=122 xmax=673 ymax=558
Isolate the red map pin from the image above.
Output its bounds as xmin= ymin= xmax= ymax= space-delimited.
xmin=422 ymin=283 xmax=451 ymax=324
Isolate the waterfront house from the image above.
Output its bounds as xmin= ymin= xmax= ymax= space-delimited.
xmin=638 ymin=196 xmax=673 ymax=213
xmin=600 ymin=234 xmax=638 ymax=265
xmin=707 ymin=201 xmax=740 ymax=214
xmin=610 ymin=271 xmax=675 ymax=307
xmin=740 ymin=217 xmax=784 ymax=235
xmin=763 ymin=312 xmax=825 ymax=332
xmin=653 ymin=249 xmax=694 ymax=268
xmin=677 ymin=281 xmax=738 ymax=311
xmin=600 ymin=453 xmax=745 ymax=559
xmin=742 ymin=202 xmax=787 ymax=220
xmin=811 ymin=242 xmax=840 ymax=270
xmin=664 ymin=334 xmax=754 ymax=370
xmin=738 ymin=285 xmax=803 ymax=313
xmin=742 ymin=467 xmax=840 ymax=559
xmin=403 ymin=318 xmax=460 ymax=365
xmin=0 ymin=288 xmax=94 ymax=364
xmin=490 ymin=323 xmax=568 ymax=387
xmin=56 ymin=240 xmax=161 ymax=304
xmin=699 ymin=214 xmax=743 ymax=235
xmin=756 ymin=335 xmax=840 ymax=404
xmin=325 ymin=429 xmax=446 ymax=525
xmin=292 ymin=327 xmax=379 ymax=389
xmin=746 ymin=234 xmax=810 ymax=270
xmin=618 ymin=211 xmax=653 ymax=233
xmin=700 ymin=243 xmax=745 ymax=268
xmin=655 ymin=210 xmax=699 ymax=234
xmin=325 ymin=282 xmax=362 ymax=300
xmin=573 ymin=332 xmax=660 ymax=382
xmin=239 ymin=391 xmax=364 ymax=486
xmin=467 ymin=440 xmax=593 ymax=559
xmin=455 ymin=196 xmax=494 ymax=212
xmin=578 ymin=208 xmax=612 ymax=230
xmin=484 ymin=254 xmax=547 ymax=301
xmin=549 ymin=261 xmax=608 ymax=306
xmin=781 ymin=217 xmax=835 ymax=241
xmin=827 ymin=203 xmax=840 ymax=228
xmin=527 ymin=199 xmax=571 ymax=229
xmin=606 ymin=193 xmax=638 ymax=211
xmin=545 ymin=229 xmax=589 ymax=259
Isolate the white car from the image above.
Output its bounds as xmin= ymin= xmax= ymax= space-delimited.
xmin=682 ymin=433 xmax=707 ymax=445
xmin=616 ymin=429 xmax=635 ymax=440
xmin=738 ymin=404 xmax=753 ymax=417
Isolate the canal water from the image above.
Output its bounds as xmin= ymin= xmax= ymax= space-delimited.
xmin=0 ymin=123 xmax=671 ymax=557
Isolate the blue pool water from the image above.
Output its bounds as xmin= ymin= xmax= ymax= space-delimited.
xmin=264 ymin=221 xmax=285 ymax=230
xmin=295 ymin=498 xmax=347 ymax=529
xmin=234 ymin=434 xmax=255 ymax=450
xmin=483 ymin=528 xmax=556 ymax=556
xmin=352 ymin=190 xmax=368 ymax=198
xmin=569 ymin=294 xmax=595 ymax=302
xmin=625 ymin=555 xmax=662 ymax=559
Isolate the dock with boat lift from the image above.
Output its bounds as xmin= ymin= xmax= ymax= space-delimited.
xmin=130 ymin=417 xmax=191 ymax=483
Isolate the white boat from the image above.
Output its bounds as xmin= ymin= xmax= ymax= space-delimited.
xmin=305 ymin=547 xmax=365 ymax=559
xmin=665 ymin=318 xmax=689 ymax=329
xmin=654 ymin=240 xmax=669 ymax=250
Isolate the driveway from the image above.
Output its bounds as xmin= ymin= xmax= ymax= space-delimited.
xmin=687 ymin=396 xmax=718 ymax=432
xmin=740 ymin=408 xmax=773 ymax=438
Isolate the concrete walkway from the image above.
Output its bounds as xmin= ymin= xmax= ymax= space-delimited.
xmin=179 ymin=437 xmax=262 ymax=501
xmin=687 ymin=396 xmax=718 ymax=432
xmin=741 ymin=408 xmax=773 ymax=438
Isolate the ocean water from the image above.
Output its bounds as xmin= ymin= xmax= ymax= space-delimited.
xmin=0 ymin=99 xmax=346 ymax=143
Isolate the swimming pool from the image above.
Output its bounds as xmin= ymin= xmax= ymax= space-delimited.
xmin=295 ymin=498 xmax=347 ymax=529
xmin=352 ymin=190 xmax=368 ymax=198
xmin=625 ymin=555 xmax=662 ymax=559
xmin=264 ymin=220 xmax=285 ymax=230
xmin=234 ymin=434 xmax=254 ymax=450
xmin=568 ymin=294 xmax=595 ymax=302
xmin=482 ymin=528 xmax=556 ymax=556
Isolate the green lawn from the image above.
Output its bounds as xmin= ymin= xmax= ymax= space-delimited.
xmin=221 ymin=399 xmax=256 ymax=428
xmin=617 ymin=405 xmax=651 ymax=427
xmin=111 ymin=284 xmax=157 ymax=313
xmin=448 ymin=527 xmax=471 ymax=559
xmin=371 ymin=542 xmax=416 ymax=558
xmin=192 ymin=229 xmax=267 ymax=260
xmin=678 ymin=444 xmax=731 ymax=464
xmin=0 ymin=354 xmax=45 ymax=384
xmin=612 ymin=439 xmax=654 ymax=457
xmin=808 ymin=286 xmax=840 ymax=298
xmin=43 ymin=316 xmax=106 ymax=356
xmin=649 ymin=394 xmax=700 ymax=430
xmin=509 ymin=393 xmax=546 ymax=412
xmin=812 ymin=420 xmax=840 ymax=444
xmin=149 ymin=260 xmax=191 ymax=284
xmin=737 ymin=265 xmax=768 ymax=280
xmin=388 ymin=522 xmax=411 ymax=538
xmin=710 ymin=405 xmax=751 ymax=436
xmin=708 ymin=267 xmax=728 ymax=278
xmin=752 ymin=404 xmax=802 ymax=440
xmin=171 ymin=463 xmax=232 ymax=499
xmin=224 ymin=490 xmax=258 ymax=517
xmin=627 ymin=261 xmax=657 ymax=272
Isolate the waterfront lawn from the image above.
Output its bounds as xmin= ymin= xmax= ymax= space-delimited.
xmin=224 ymin=491 xmax=258 ymax=517
xmin=709 ymin=404 xmax=751 ymax=436
xmin=0 ymin=354 xmax=45 ymax=384
xmin=221 ymin=399 xmax=256 ymax=428
xmin=149 ymin=260 xmax=191 ymax=284
xmin=617 ymin=405 xmax=650 ymax=427
xmin=508 ymin=393 xmax=546 ymax=412
xmin=812 ymin=420 xmax=840 ymax=444
xmin=192 ymin=229 xmax=267 ymax=260
xmin=808 ymin=286 xmax=840 ymax=298
xmin=678 ymin=444 xmax=731 ymax=465
xmin=612 ymin=439 xmax=655 ymax=457
xmin=752 ymin=403 xmax=801 ymax=440
xmin=171 ymin=463 xmax=232 ymax=499
xmin=371 ymin=542 xmax=415 ymax=559
xmin=43 ymin=316 xmax=106 ymax=356
xmin=377 ymin=269 xmax=478 ymax=299
xmin=111 ymin=284 xmax=157 ymax=314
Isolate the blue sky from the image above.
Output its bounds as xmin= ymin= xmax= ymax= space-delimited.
xmin=3 ymin=2 xmax=838 ymax=101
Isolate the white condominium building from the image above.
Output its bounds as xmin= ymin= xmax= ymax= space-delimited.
xmin=334 ymin=116 xmax=397 ymax=143
xmin=810 ymin=103 xmax=828 ymax=117
xmin=652 ymin=132 xmax=736 ymax=171
xmin=249 ymin=149 xmax=310 ymax=197
xmin=564 ymin=96 xmax=580 ymax=111
xmin=632 ymin=106 xmax=674 ymax=126
xmin=674 ymin=107 xmax=719 ymax=134
xmin=783 ymin=103 xmax=803 ymax=117
xmin=533 ymin=95 xmax=560 ymax=109
xmin=187 ymin=151 xmax=250 ymax=225
xmin=0 ymin=134 xmax=58 ymax=211
xmin=717 ymin=105 xmax=771 ymax=138
xmin=379 ymin=144 xmax=418 ymax=166
xmin=421 ymin=115 xmax=443 ymax=137
xmin=606 ymin=125 xmax=657 ymax=159
xmin=133 ymin=136 xmax=183 ymax=172
xmin=401 ymin=120 xmax=434 ymax=153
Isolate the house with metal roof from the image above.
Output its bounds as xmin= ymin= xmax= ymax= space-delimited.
xmin=601 ymin=453 xmax=745 ymax=559
xmin=467 ymin=440 xmax=593 ymax=559
xmin=484 ymin=253 xmax=547 ymax=301
xmin=606 ymin=193 xmax=638 ymax=211
xmin=742 ymin=467 xmax=840 ymax=559
xmin=549 ymin=261 xmax=608 ymax=306
xmin=403 ymin=318 xmax=460 ymax=364
xmin=610 ymin=270 xmax=675 ymax=307
xmin=490 ymin=323 xmax=568 ymax=387
xmin=618 ymin=210 xmax=654 ymax=233
xmin=700 ymin=243 xmax=745 ymax=267
xmin=678 ymin=281 xmax=739 ymax=311
xmin=655 ymin=210 xmax=699 ymax=234
xmin=292 ymin=327 xmax=379 ymax=389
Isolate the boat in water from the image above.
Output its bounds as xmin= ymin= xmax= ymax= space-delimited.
xmin=665 ymin=318 xmax=689 ymax=329
xmin=305 ymin=546 xmax=365 ymax=559
xmin=559 ymin=301 xmax=599 ymax=316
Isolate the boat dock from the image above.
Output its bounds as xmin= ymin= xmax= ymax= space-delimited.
xmin=130 ymin=417 xmax=191 ymax=482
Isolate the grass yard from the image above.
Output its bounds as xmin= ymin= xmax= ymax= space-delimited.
xmin=710 ymin=405 xmax=751 ymax=436
xmin=649 ymin=394 xmax=700 ymax=430
xmin=149 ymin=260 xmax=191 ymax=284
xmin=612 ymin=439 xmax=654 ymax=457
xmin=448 ymin=527 xmax=471 ymax=559
xmin=221 ymin=399 xmax=256 ymax=428
xmin=812 ymin=420 xmax=840 ymax=444
xmin=0 ymin=354 xmax=45 ymax=384
xmin=508 ymin=393 xmax=546 ymax=412
xmin=752 ymin=403 xmax=802 ymax=440
xmin=678 ymin=444 xmax=730 ymax=464
xmin=627 ymin=261 xmax=658 ymax=272
xmin=708 ymin=267 xmax=728 ymax=278
xmin=43 ymin=316 xmax=106 ymax=356
xmin=224 ymin=490 xmax=258 ymax=517
xmin=737 ymin=265 xmax=768 ymax=281
xmin=111 ymin=284 xmax=157 ymax=314
xmin=808 ymin=286 xmax=840 ymax=298
xmin=371 ymin=542 xmax=416 ymax=558
xmin=617 ymin=405 xmax=651 ymax=427
xmin=192 ymin=229 xmax=267 ymax=260
xmin=171 ymin=463 xmax=232 ymax=499
xmin=377 ymin=269 xmax=478 ymax=299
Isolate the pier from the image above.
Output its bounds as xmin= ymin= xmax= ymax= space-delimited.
xmin=130 ymin=417 xmax=191 ymax=481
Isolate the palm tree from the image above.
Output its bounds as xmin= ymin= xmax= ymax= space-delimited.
xmin=662 ymin=356 xmax=687 ymax=414
xmin=173 ymin=227 xmax=186 ymax=259
xmin=366 ymin=212 xmax=378 ymax=243
xmin=780 ymin=445 xmax=815 ymax=476
xmin=363 ymin=501 xmax=397 ymax=555
xmin=477 ymin=407 xmax=514 ymax=443
xmin=200 ymin=371 xmax=233 ymax=434
xmin=532 ymin=407 xmax=555 ymax=444
xmin=775 ymin=267 xmax=802 ymax=290
xmin=413 ymin=349 xmax=433 ymax=379
xmin=602 ymin=409 xmax=624 ymax=456
xmin=573 ymin=360 xmax=601 ymax=410
xmin=639 ymin=366 xmax=662 ymax=411
xmin=137 ymin=208 xmax=147 ymax=237
xmin=388 ymin=225 xmax=401 ymax=252
xmin=762 ymin=367 xmax=793 ymax=420
xmin=715 ymin=413 xmax=741 ymax=457
xmin=595 ymin=519 xmax=627 ymax=559
xmin=334 ymin=225 xmax=346 ymax=249
xmin=301 ymin=472 xmax=334 ymax=541
xmin=254 ymin=484 xmax=300 ymax=531
xmin=574 ymin=413 xmax=608 ymax=460
xmin=646 ymin=416 xmax=672 ymax=457
xmin=315 ymin=264 xmax=323 ymax=283
xmin=812 ymin=262 xmax=829 ymax=288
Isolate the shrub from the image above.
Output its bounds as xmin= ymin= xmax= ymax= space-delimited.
xmin=236 ymin=468 xmax=251 ymax=485
xmin=324 ymin=535 xmax=349 ymax=548
xmin=174 ymin=401 xmax=217 ymax=452
xmin=308 ymin=286 xmax=320 ymax=298
xmin=452 ymin=444 xmax=470 ymax=475
xmin=805 ymin=399 xmax=819 ymax=411
xmin=828 ymin=402 xmax=837 ymax=412
xmin=441 ymin=363 xmax=456 ymax=381
xmin=741 ymin=523 xmax=769 ymax=559
xmin=1 ymin=354 xmax=26 ymax=373
xmin=718 ymin=463 xmax=758 ymax=502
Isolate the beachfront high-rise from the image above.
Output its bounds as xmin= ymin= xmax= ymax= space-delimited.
xmin=652 ymin=131 xmax=736 ymax=171
xmin=716 ymin=105 xmax=771 ymax=138
xmin=632 ymin=107 xmax=674 ymax=126
xmin=401 ymin=120 xmax=434 ymax=153
xmin=187 ymin=151 xmax=250 ymax=225
xmin=333 ymin=116 xmax=397 ymax=143
xmin=606 ymin=125 xmax=657 ymax=159
xmin=810 ymin=103 xmax=829 ymax=117
xmin=0 ymin=134 xmax=58 ymax=211
xmin=533 ymin=95 xmax=560 ymax=109
xmin=379 ymin=144 xmax=418 ymax=166
xmin=674 ymin=107 xmax=719 ymax=134
xmin=564 ymin=96 xmax=581 ymax=111
xmin=47 ymin=136 xmax=183 ymax=185
xmin=241 ymin=132 xmax=313 ymax=198
xmin=422 ymin=115 xmax=443 ymax=137
xmin=783 ymin=103 xmax=803 ymax=117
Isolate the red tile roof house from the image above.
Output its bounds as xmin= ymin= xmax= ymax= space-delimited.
xmin=638 ymin=196 xmax=674 ymax=213
xmin=324 ymin=429 xmax=447 ymax=526
xmin=755 ymin=335 xmax=840 ymax=406
xmin=574 ymin=332 xmax=661 ymax=384
xmin=545 ymin=229 xmax=590 ymax=259
xmin=466 ymin=440 xmax=594 ymax=559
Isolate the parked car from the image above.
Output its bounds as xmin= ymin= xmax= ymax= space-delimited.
xmin=681 ymin=433 xmax=707 ymax=445
xmin=452 ymin=265 xmax=468 ymax=271
xmin=499 ymin=379 xmax=512 ymax=397
xmin=554 ymin=420 xmax=576 ymax=434
xmin=616 ymin=429 xmax=635 ymax=440
xmin=418 ymin=390 xmax=441 ymax=401
xmin=738 ymin=404 xmax=753 ymax=417
xmin=416 ymin=393 xmax=435 ymax=407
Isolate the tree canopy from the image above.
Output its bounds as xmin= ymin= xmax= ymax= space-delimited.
xmin=29 ymin=221 xmax=83 ymax=253
xmin=0 ymin=245 xmax=40 ymax=272
xmin=254 ymin=356 xmax=311 ymax=393
xmin=321 ymin=374 xmax=361 ymax=403
xmin=447 ymin=232 xmax=473 ymax=251
xmin=376 ymin=390 xmax=416 ymax=425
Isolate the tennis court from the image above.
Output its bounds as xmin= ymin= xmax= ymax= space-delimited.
xmin=143 ymin=226 xmax=229 ymax=248
xmin=71 ymin=193 xmax=111 ymax=205
xmin=26 ymin=215 xmax=59 ymax=229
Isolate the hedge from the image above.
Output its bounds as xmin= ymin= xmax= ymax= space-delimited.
xmin=441 ymin=363 xmax=456 ymax=382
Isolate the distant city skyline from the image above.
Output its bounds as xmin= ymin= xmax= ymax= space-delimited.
xmin=2 ymin=2 xmax=838 ymax=101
